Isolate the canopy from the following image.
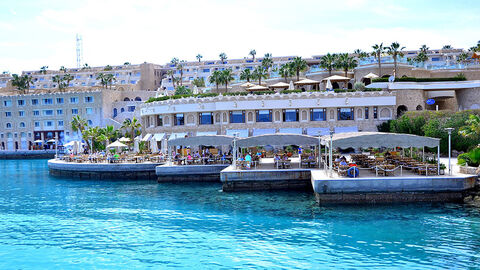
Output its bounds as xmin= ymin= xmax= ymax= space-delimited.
xmin=107 ymin=140 xmax=128 ymax=148
xmin=363 ymin=72 xmax=379 ymax=79
xmin=306 ymin=127 xmax=330 ymax=136
xmin=247 ymin=85 xmax=269 ymax=91
xmin=240 ymin=82 xmax=256 ymax=88
xmin=47 ymin=139 xmax=56 ymax=143
xmin=141 ymin=133 xmax=152 ymax=141
xmin=169 ymin=135 xmax=234 ymax=147
xmin=153 ymin=133 xmax=166 ymax=141
xmin=34 ymin=139 xmax=43 ymax=143
xmin=278 ymin=128 xmax=303 ymax=134
xmin=196 ymin=131 xmax=217 ymax=136
xmin=168 ymin=132 xmax=188 ymax=141
xmin=294 ymin=78 xmax=320 ymax=85
xmin=226 ymin=129 xmax=249 ymax=138
xmin=119 ymin=137 xmax=131 ymax=142
xmin=237 ymin=134 xmax=319 ymax=147
xmin=269 ymin=82 xmax=290 ymax=88
xmin=252 ymin=128 xmax=276 ymax=136
xmin=321 ymin=132 xmax=440 ymax=148
xmin=322 ymin=75 xmax=350 ymax=81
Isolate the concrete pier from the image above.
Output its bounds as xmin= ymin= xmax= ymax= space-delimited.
xmin=311 ymin=170 xmax=477 ymax=204
xmin=220 ymin=165 xmax=312 ymax=191
xmin=156 ymin=164 xmax=229 ymax=182
xmin=48 ymin=159 xmax=162 ymax=180
xmin=0 ymin=150 xmax=55 ymax=159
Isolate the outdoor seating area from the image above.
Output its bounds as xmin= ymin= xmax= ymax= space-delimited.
xmin=60 ymin=152 xmax=166 ymax=164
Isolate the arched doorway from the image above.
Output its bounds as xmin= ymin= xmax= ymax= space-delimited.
xmin=332 ymin=82 xmax=339 ymax=89
xmin=15 ymin=141 xmax=18 ymax=150
xmin=362 ymin=78 xmax=371 ymax=85
xmin=113 ymin=108 xmax=118 ymax=118
xmin=416 ymin=105 xmax=423 ymax=111
xmin=347 ymin=83 xmax=353 ymax=89
xmin=397 ymin=105 xmax=408 ymax=118
xmin=121 ymin=108 xmax=125 ymax=113
xmin=134 ymin=97 xmax=142 ymax=101
xmin=123 ymin=97 xmax=130 ymax=101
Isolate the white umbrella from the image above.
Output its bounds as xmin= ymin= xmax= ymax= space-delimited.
xmin=78 ymin=141 xmax=84 ymax=153
xmin=119 ymin=137 xmax=131 ymax=142
xmin=326 ymin=79 xmax=333 ymax=90
xmin=288 ymin=81 xmax=294 ymax=90
xmin=34 ymin=139 xmax=43 ymax=143
xmin=133 ymin=138 xmax=139 ymax=153
xmin=193 ymin=85 xmax=199 ymax=95
xmin=107 ymin=140 xmax=128 ymax=148
xmin=47 ymin=139 xmax=56 ymax=143
xmin=150 ymin=137 xmax=158 ymax=153
xmin=73 ymin=141 xmax=78 ymax=155
xmin=64 ymin=141 xmax=75 ymax=147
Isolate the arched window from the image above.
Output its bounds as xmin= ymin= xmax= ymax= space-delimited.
xmin=134 ymin=97 xmax=142 ymax=101
xmin=6 ymin=123 xmax=11 ymax=129
xmin=397 ymin=105 xmax=408 ymax=118
xmin=19 ymin=122 xmax=26 ymax=128
xmin=113 ymin=108 xmax=118 ymax=117
xmin=416 ymin=105 xmax=423 ymax=111
xmin=121 ymin=108 xmax=125 ymax=113
xmin=87 ymin=120 xmax=93 ymax=125
xmin=123 ymin=97 xmax=130 ymax=101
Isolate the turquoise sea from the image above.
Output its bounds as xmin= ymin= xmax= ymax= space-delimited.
xmin=0 ymin=159 xmax=479 ymax=269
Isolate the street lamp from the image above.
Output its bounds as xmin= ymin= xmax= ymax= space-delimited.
xmin=233 ymin=132 xmax=239 ymax=170
xmin=318 ymin=131 xmax=322 ymax=169
xmin=329 ymin=129 xmax=335 ymax=177
xmin=445 ymin=127 xmax=454 ymax=175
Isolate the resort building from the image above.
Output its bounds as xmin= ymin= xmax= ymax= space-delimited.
xmin=139 ymin=90 xmax=396 ymax=142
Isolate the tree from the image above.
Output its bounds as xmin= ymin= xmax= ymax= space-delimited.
xmin=104 ymin=74 xmax=116 ymax=89
xmin=278 ymin=63 xmax=293 ymax=82
xmin=337 ymin=53 xmax=358 ymax=77
xmin=353 ymin=49 xmax=368 ymax=60
xmin=174 ymin=85 xmax=192 ymax=95
xmin=123 ymin=62 xmax=130 ymax=65
xmin=262 ymin=53 xmax=273 ymax=70
xmin=290 ymin=56 xmax=308 ymax=81
xmin=170 ymin=57 xmax=179 ymax=66
xmin=60 ymin=66 xmax=67 ymax=73
xmin=414 ymin=46 xmax=429 ymax=66
xmin=96 ymin=73 xmax=108 ymax=88
xmin=52 ymin=75 xmax=65 ymax=91
xmin=192 ymin=77 xmax=205 ymax=88
xmin=319 ymin=53 xmax=338 ymax=76
xmin=40 ymin=66 xmax=48 ymax=74
xmin=71 ymin=115 xmax=88 ymax=135
xmin=252 ymin=66 xmax=268 ymax=85
xmin=103 ymin=65 xmax=113 ymax=71
xmin=219 ymin=52 xmax=227 ymax=64
xmin=63 ymin=73 xmax=74 ymax=89
xmin=167 ymin=70 xmax=176 ymax=88
xmin=386 ymin=42 xmax=405 ymax=76
xmin=209 ymin=70 xmax=222 ymax=92
xmin=121 ymin=117 xmax=141 ymax=139
xmin=240 ymin=68 xmax=253 ymax=82
xmin=442 ymin=45 xmax=452 ymax=50
xmin=81 ymin=63 xmax=90 ymax=70
xmin=457 ymin=52 xmax=469 ymax=65
xmin=371 ymin=43 xmax=385 ymax=76
xmin=101 ymin=125 xmax=119 ymax=143
xmin=11 ymin=74 xmax=31 ymax=94
xmin=196 ymin=54 xmax=203 ymax=62
xmin=469 ymin=41 xmax=480 ymax=52
xmin=176 ymin=60 xmax=185 ymax=86
xmin=23 ymin=75 xmax=33 ymax=92
xmin=249 ymin=49 xmax=256 ymax=61
xmin=459 ymin=114 xmax=480 ymax=138
xmin=221 ymin=69 xmax=234 ymax=92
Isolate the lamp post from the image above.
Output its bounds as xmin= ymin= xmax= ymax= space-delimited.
xmin=233 ymin=132 xmax=239 ymax=170
xmin=318 ymin=131 xmax=322 ymax=169
xmin=445 ymin=127 xmax=454 ymax=175
xmin=329 ymin=129 xmax=334 ymax=177
xmin=55 ymin=134 xmax=58 ymax=160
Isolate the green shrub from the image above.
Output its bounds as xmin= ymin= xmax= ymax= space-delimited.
xmin=372 ymin=74 xmax=467 ymax=83
xmin=280 ymin=89 xmax=302 ymax=94
xmin=224 ymin=92 xmax=249 ymax=96
xmin=353 ymin=82 xmax=366 ymax=91
xmin=458 ymin=147 xmax=480 ymax=167
xmin=363 ymin=88 xmax=382 ymax=92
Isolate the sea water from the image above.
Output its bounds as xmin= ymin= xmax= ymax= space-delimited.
xmin=0 ymin=159 xmax=479 ymax=269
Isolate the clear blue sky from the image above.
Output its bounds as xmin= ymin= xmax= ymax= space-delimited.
xmin=0 ymin=0 xmax=479 ymax=73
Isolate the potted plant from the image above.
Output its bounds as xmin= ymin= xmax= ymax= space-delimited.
xmin=439 ymin=163 xmax=446 ymax=175
xmin=285 ymin=145 xmax=294 ymax=157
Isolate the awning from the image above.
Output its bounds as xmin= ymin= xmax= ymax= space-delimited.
xmin=294 ymin=78 xmax=320 ymax=85
xmin=169 ymin=135 xmax=234 ymax=147
xmin=306 ymin=127 xmax=331 ymax=136
xmin=196 ymin=131 xmax=217 ymax=136
xmin=321 ymin=132 xmax=440 ymax=148
xmin=278 ymin=128 xmax=303 ymax=134
xmin=153 ymin=133 xmax=166 ymax=141
xmin=427 ymin=90 xmax=455 ymax=99
xmin=141 ymin=133 xmax=152 ymax=141
xmin=168 ymin=132 xmax=188 ymax=141
xmin=107 ymin=140 xmax=128 ymax=148
xmin=247 ymin=85 xmax=269 ymax=91
xmin=269 ymin=82 xmax=290 ymax=88
xmin=226 ymin=129 xmax=249 ymax=138
xmin=334 ymin=126 xmax=358 ymax=133
xmin=363 ymin=72 xmax=379 ymax=79
xmin=322 ymin=75 xmax=350 ymax=81
xmin=253 ymin=128 xmax=276 ymax=136
xmin=237 ymin=134 xmax=319 ymax=147
xmin=240 ymin=82 xmax=256 ymax=88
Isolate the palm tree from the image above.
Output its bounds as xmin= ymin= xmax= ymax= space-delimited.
xmin=81 ymin=63 xmax=90 ymax=70
xmin=457 ymin=52 xmax=469 ymax=65
xmin=60 ymin=66 xmax=67 ymax=73
xmin=208 ymin=70 xmax=222 ymax=92
xmin=419 ymin=44 xmax=429 ymax=55
xmin=262 ymin=53 xmax=273 ymax=70
xmin=105 ymin=74 xmax=116 ymax=89
xmin=319 ymin=53 xmax=338 ymax=76
xmin=174 ymin=85 xmax=192 ymax=95
xmin=353 ymin=49 xmax=369 ymax=60
xmin=221 ymin=69 xmax=234 ymax=93
xmin=278 ymin=63 xmax=293 ymax=82
xmin=63 ymin=73 xmax=74 ymax=90
xmin=371 ymin=43 xmax=385 ymax=76
xmin=196 ymin=54 xmax=203 ymax=62
xmin=40 ymin=66 xmax=48 ymax=74
xmin=23 ymin=75 xmax=33 ymax=92
xmin=52 ymin=75 xmax=65 ymax=91
xmin=459 ymin=114 xmax=480 ymax=138
xmin=176 ymin=60 xmax=185 ymax=86
xmin=96 ymin=73 xmax=107 ymax=88
xmin=240 ymin=68 xmax=253 ymax=82
xmin=386 ymin=42 xmax=405 ymax=76
xmin=101 ymin=125 xmax=119 ymax=144
xmin=337 ymin=53 xmax=358 ymax=77
xmin=219 ymin=52 xmax=227 ymax=64
xmin=71 ymin=115 xmax=88 ymax=136
xmin=123 ymin=62 xmax=130 ymax=65
xmin=442 ymin=45 xmax=452 ymax=50
xmin=252 ymin=66 xmax=268 ymax=85
xmin=103 ymin=65 xmax=113 ymax=71
xmin=290 ymin=56 xmax=308 ymax=81
xmin=121 ymin=117 xmax=141 ymax=139
xmin=167 ymin=70 xmax=176 ymax=88
xmin=249 ymin=49 xmax=256 ymax=61
xmin=11 ymin=74 xmax=30 ymax=94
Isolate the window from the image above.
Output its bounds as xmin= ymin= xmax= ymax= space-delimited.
xmin=5 ymin=112 xmax=11 ymax=117
xmin=33 ymin=110 xmax=40 ymax=116
xmin=174 ymin=113 xmax=184 ymax=126
xmin=43 ymin=98 xmax=53 ymax=105
xmin=199 ymin=112 xmax=214 ymax=125
xmin=87 ymin=120 xmax=93 ymax=125
xmin=373 ymin=107 xmax=378 ymax=119
xmin=229 ymin=111 xmax=245 ymax=123
xmin=3 ymin=100 xmax=11 ymax=107
xmin=58 ymin=121 xmax=64 ymax=127
xmin=156 ymin=115 xmax=163 ymax=126
xmin=19 ymin=122 xmax=25 ymax=128
xmin=31 ymin=99 xmax=39 ymax=105
xmin=72 ymin=108 xmax=79 ymax=115
xmin=18 ymin=111 xmax=25 ymax=117
xmin=337 ymin=108 xmax=354 ymax=120
xmin=17 ymin=100 xmax=25 ymax=106
xmin=6 ymin=123 xmax=11 ymax=129
xmin=283 ymin=109 xmax=299 ymax=122
xmin=256 ymin=110 xmax=272 ymax=122
xmin=85 ymin=96 xmax=94 ymax=103
xmin=57 ymin=109 xmax=63 ymax=115
xmin=202 ymin=68 xmax=210 ymax=73
xmin=34 ymin=121 xmax=40 ymax=127
xmin=56 ymin=98 xmax=64 ymax=104
xmin=365 ymin=107 xmax=369 ymax=119
xmin=310 ymin=108 xmax=326 ymax=121
xmin=85 ymin=108 xmax=93 ymax=114
xmin=127 ymin=106 xmax=135 ymax=112
xmin=70 ymin=97 xmax=79 ymax=104
xmin=43 ymin=110 xmax=54 ymax=116
xmin=44 ymin=121 xmax=53 ymax=127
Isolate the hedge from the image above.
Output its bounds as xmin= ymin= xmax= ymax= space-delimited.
xmin=372 ymin=74 xmax=467 ymax=83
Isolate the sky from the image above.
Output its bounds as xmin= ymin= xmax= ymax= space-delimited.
xmin=0 ymin=0 xmax=479 ymax=73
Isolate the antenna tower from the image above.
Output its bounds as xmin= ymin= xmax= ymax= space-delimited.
xmin=76 ymin=34 xmax=83 ymax=68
